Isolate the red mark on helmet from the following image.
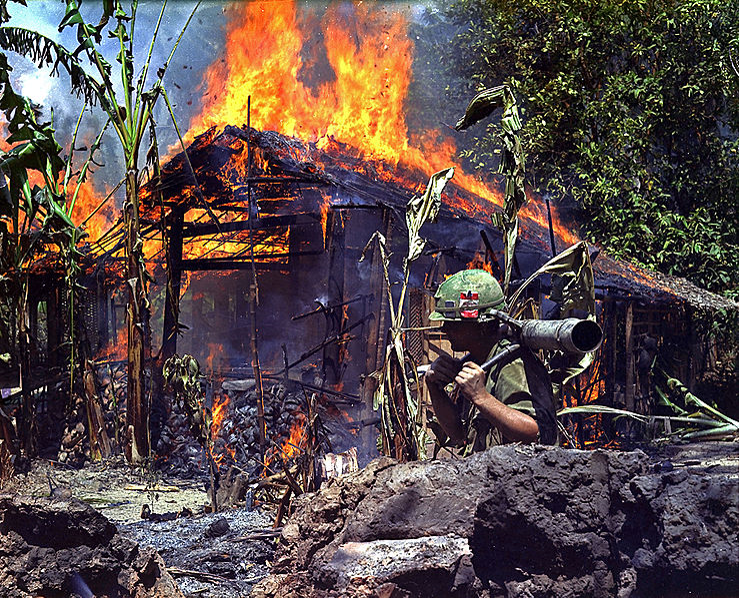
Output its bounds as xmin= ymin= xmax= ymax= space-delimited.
xmin=459 ymin=291 xmax=479 ymax=318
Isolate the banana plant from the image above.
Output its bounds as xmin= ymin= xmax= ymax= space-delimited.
xmin=361 ymin=168 xmax=454 ymax=461
xmin=0 ymin=31 xmax=121 ymax=458
xmin=456 ymin=86 xmax=526 ymax=294
xmin=0 ymin=35 xmax=72 ymax=454
xmin=0 ymin=0 xmax=200 ymax=462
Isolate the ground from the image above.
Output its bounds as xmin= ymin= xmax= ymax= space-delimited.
xmin=2 ymin=440 xmax=738 ymax=598
xmin=3 ymin=457 xmax=277 ymax=597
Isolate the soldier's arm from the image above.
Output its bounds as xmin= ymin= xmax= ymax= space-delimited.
xmin=425 ymin=357 xmax=466 ymax=444
xmin=455 ymin=362 xmax=539 ymax=443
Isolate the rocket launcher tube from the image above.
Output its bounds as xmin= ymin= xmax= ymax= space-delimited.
xmin=487 ymin=309 xmax=603 ymax=355
xmin=417 ymin=312 xmax=603 ymax=376
xmin=519 ymin=318 xmax=603 ymax=354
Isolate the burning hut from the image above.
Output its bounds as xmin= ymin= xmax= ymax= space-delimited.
xmin=22 ymin=122 xmax=722 ymax=462
xmin=8 ymin=119 xmax=736 ymax=470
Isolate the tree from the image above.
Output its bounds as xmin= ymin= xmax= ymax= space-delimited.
xmin=0 ymin=0 xmax=199 ymax=462
xmin=0 ymin=0 xmax=121 ymax=460
xmin=435 ymin=0 xmax=739 ymax=298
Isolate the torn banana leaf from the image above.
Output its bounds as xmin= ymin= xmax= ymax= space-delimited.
xmin=509 ymin=241 xmax=595 ymax=315
xmin=406 ymin=167 xmax=453 ymax=263
xmin=456 ymin=86 xmax=526 ymax=292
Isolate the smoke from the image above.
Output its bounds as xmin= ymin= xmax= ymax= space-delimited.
xmin=4 ymin=1 xmax=226 ymax=203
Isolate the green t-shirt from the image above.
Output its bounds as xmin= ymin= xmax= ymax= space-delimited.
xmin=442 ymin=339 xmax=558 ymax=455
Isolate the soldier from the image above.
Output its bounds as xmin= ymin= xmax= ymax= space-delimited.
xmin=425 ymin=269 xmax=557 ymax=453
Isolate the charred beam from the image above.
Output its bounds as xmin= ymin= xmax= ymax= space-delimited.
xmin=162 ymin=211 xmax=185 ymax=361
xmin=180 ymin=251 xmax=323 ymax=271
xmin=479 ymin=229 xmax=505 ymax=280
xmin=181 ymin=214 xmax=320 ymax=238
xmin=287 ymin=314 xmax=372 ymax=372
xmin=323 ymin=210 xmax=346 ymax=385
xmin=291 ymin=294 xmax=370 ymax=321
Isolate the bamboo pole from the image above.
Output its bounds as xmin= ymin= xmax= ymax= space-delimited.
xmin=625 ymin=302 xmax=635 ymax=413
xmin=246 ymin=97 xmax=266 ymax=454
xmin=162 ymin=210 xmax=184 ymax=362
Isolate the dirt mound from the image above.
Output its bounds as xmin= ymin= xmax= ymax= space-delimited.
xmin=252 ymin=444 xmax=738 ymax=598
xmin=0 ymin=495 xmax=183 ymax=598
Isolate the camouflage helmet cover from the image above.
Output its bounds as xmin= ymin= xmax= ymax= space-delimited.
xmin=430 ymin=269 xmax=506 ymax=322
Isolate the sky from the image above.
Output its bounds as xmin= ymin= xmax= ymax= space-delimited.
xmin=4 ymin=1 xmax=241 ymax=191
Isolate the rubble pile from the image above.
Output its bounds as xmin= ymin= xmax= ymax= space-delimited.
xmin=155 ymin=380 xmax=305 ymax=479
xmin=155 ymin=377 xmax=356 ymax=485
xmin=120 ymin=504 xmax=276 ymax=597
xmin=252 ymin=444 xmax=738 ymax=598
xmin=55 ymin=399 xmax=88 ymax=467
xmin=32 ymin=364 xmax=126 ymax=466
xmin=0 ymin=494 xmax=184 ymax=598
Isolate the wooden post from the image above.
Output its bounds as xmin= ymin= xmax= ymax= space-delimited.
xmin=323 ymin=209 xmax=346 ymax=385
xmin=360 ymin=208 xmax=391 ymax=453
xmin=162 ymin=211 xmax=184 ymax=363
xmin=83 ymin=359 xmax=112 ymax=460
xmin=605 ymin=300 xmax=617 ymax=405
xmin=625 ymin=302 xmax=635 ymax=413
xmin=687 ymin=308 xmax=698 ymax=392
xmin=246 ymin=96 xmax=266 ymax=454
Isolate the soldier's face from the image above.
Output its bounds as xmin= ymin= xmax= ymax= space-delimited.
xmin=441 ymin=321 xmax=479 ymax=352
xmin=442 ymin=320 xmax=502 ymax=355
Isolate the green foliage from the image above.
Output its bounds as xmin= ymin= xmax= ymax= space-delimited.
xmin=163 ymin=353 xmax=211 ymax=449
xmin=0 ymin=0 xmax=200 ymax=462
xmin=439 ymin=0 xmax=739 ymax=297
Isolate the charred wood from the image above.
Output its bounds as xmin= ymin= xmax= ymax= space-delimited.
xmin=181 ymin=214 xmax=319 ymax=238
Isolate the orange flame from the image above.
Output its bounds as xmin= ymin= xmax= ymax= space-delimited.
xmin=96 ymin=325 xmax=127 ymax=361
xmin=69 ymin=180 xmax=115 ymax=244
xmin=211 ymin=393 xmax=230 ymax=438
xmin=0 ymin=118 xmax=11 ymax=152
xmin=466 ymin=253 xmax=494 ymax=275
xmin=184 ymin=2 xmax=578 ymax=249
xmin=280 ymin=412 xmax=307 ymax=459
xmin=210 ymin=392 xmax=236 ymax=467
xmin=186 ymin=4 xmax=411 ymax=163
xmin=265 ymin=412 xmax=307 ymax=467
xmin=205 ymin=342 xmax=224 ymax=375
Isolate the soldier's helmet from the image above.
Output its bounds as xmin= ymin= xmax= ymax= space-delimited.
xmin=429 ymin=269 xmax=506 ymax=322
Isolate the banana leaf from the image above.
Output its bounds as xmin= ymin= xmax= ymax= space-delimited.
xmin=406 ymin=167 xmax=453 ymax=262
xmin=509 ymin=241 xmax=595 ymax=315
xmin=665 ymin=377 xmax=739 ymax=429
xmin=457 ymin=86 xmax=525 ymax=292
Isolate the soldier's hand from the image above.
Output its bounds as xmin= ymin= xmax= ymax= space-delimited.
xmin=455 ymin=362 xmax=488 ymax=405
xmin=425 ymin=355 xmax=462 ymax=389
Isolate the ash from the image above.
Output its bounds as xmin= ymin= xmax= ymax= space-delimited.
xmin=120 ymin=507 xmax=275 ymax=598
xmin=4 ymin=457 xmax=279 ymax=598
